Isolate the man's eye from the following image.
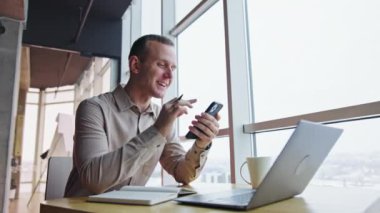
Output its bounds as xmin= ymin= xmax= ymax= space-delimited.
xmin=158 ymin=63 xmax=166 ymax=67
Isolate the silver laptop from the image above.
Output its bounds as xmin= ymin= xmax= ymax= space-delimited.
xmin=175 ymin=120 xmax=343 ymax=210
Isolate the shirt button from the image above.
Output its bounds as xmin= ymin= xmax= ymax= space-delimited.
xmin=157 ymin=144 xmax=161 ymax=147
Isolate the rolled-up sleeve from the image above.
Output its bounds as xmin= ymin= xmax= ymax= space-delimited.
xmin=159 ymin=135 xmax=211 ymax=184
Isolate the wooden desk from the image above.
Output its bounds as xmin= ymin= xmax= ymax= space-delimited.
xmin=40 ymin=184 xmax=380 ymax=213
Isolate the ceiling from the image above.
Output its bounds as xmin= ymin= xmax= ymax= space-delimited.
xmin=29 ymin=46 xmax=92 ymax=88
xmin=1 ymin=0 xmax=132 ymax=89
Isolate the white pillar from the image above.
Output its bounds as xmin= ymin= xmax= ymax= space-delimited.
xmin=223 ymin=0 xmax=254 ymax=183
xmin=31 ymin=89 xmax=46 ymax=191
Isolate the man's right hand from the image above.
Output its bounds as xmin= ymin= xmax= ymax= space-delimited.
xmin=154 ymin=97 xmax=197 ymax=137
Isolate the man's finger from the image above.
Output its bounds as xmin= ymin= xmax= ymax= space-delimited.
xmin=177 ymin=98 xmax=197 ymax=108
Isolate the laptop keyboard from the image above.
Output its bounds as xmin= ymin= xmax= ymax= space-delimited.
xmin=176 ymin=189 xmax=256 ymax=208
xmin=212 ymin=190 xmax=256 ymax=205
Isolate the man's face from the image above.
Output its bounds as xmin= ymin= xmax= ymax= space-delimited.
xmin=135 ymin=41 xmax=177 ymax=99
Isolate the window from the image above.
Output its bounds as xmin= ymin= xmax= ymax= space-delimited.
xmin=175 ymin=0 xmax=202 ymax=22
xmin=177 ymin=1 xmax=228 ymax=133
xmin=20 ymin=99 xmax=38 ymax=192
xmin=142 ymin=0 xmax=161 ymax=35
xmin=246 ymin=0 xmax=380 ymax=189
xmin=177 ymin=1 xmax=230 ymax=183
xmin=101 ymin=65 xmax=111 ymax=93
xmin=247 ymin=0 xmax=380 ymax=122
xmin=45 ymin=86 xmax=74 ymax=104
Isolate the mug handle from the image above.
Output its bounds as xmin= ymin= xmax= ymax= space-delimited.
xmin=239 ymin=161 xmax=251 ymax=184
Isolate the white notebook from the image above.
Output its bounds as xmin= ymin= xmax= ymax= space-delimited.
xmin=87 ymin=186 xmax=195 ymax=206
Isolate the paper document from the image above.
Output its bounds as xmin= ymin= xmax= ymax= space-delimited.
xmin=87 ymin=186 xmax=196 ymax=206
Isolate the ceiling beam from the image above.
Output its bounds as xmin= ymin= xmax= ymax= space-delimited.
xmin=74 ymin=0 xmax=94 ymax=43
xmin=23 ymin=0 xmax=132 ymax=59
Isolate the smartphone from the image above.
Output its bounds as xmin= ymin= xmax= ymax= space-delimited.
xmin=185 ymin=101 xmax=223 ymax=139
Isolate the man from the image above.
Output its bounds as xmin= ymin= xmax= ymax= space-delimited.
xmin=64 ymin=34 xmax=220 ymax=197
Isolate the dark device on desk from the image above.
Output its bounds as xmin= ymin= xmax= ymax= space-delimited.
xmin=185 ymin=102 xmax=223 ymax=139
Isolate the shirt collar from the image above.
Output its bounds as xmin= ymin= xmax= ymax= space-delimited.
xmin=113 ymin=85 xmax=156 ymax=116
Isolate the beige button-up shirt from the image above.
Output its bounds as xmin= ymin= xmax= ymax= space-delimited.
xmin=64 ymin=85 xmax=210 ymax=197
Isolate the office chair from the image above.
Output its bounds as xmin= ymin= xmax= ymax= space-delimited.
xmin=45 ymin=157 xmax=72 ymax=200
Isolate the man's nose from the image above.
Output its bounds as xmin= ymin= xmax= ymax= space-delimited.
xmin=164 ymin=68 xmax=173 ymax=79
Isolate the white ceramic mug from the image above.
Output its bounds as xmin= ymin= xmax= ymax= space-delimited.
xmin=240 ymin=156 xmax=273 ymax=189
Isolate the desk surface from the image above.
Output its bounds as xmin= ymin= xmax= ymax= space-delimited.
xmin=40 ymin=184 xmax=380 ymax=213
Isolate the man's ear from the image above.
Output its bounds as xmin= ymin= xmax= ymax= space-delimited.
xmin=129 ymin=56 xmax=140 ymax=74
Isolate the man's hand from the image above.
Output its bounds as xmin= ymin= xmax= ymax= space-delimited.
xmin=154 ymin=97 xmax=197 ymax=137
xmin=189 ymin=113 xmax=221 ymax=148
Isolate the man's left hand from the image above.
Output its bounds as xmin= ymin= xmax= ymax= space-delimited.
xmin=189 ymin=112 xmax=221 ymax=148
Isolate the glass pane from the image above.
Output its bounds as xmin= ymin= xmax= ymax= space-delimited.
xmin=177 ymin=1 xmax=228 ymax=136
xmin=45 ymin=85 xmax=74 ymax=92
xmin=20 ymin=104 xmax=38 ymax=184
xmin=256 ymin=118 xmax=380 ymax=190
xmin=182 ymin=137 xmax=231 ymax=183
xmin=29 ymin=88 xmax=39 ymax=93
xmin=256 ymin=129 xmax=292 ymax=157
xmin=175 ymin=0 xmax=202 ymax=23
xmin=247 ymin=0 xmax=380 ymax=122
xmin=146 ymin=164 xmax=162 ymax=186
xmin=102 ymin=66 xmax=111 ymax=93
xmin=317 ymin=119 xmax=380 ymax=189
xmin=101 ymin=58 xmax=109 ymax=68
xmin=26 ymin=91 xmax=39 ymax=104
xmin=142 ymin=0 xmax=161 ymax=35
xmin=45 ymin=90 xmax=74 ymax=103
xmin=43 ymin=103 xmax=74 ymax=152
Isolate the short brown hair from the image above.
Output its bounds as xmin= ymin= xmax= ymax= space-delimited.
xmin=128 ymin=34 xmax=174 ymax=61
